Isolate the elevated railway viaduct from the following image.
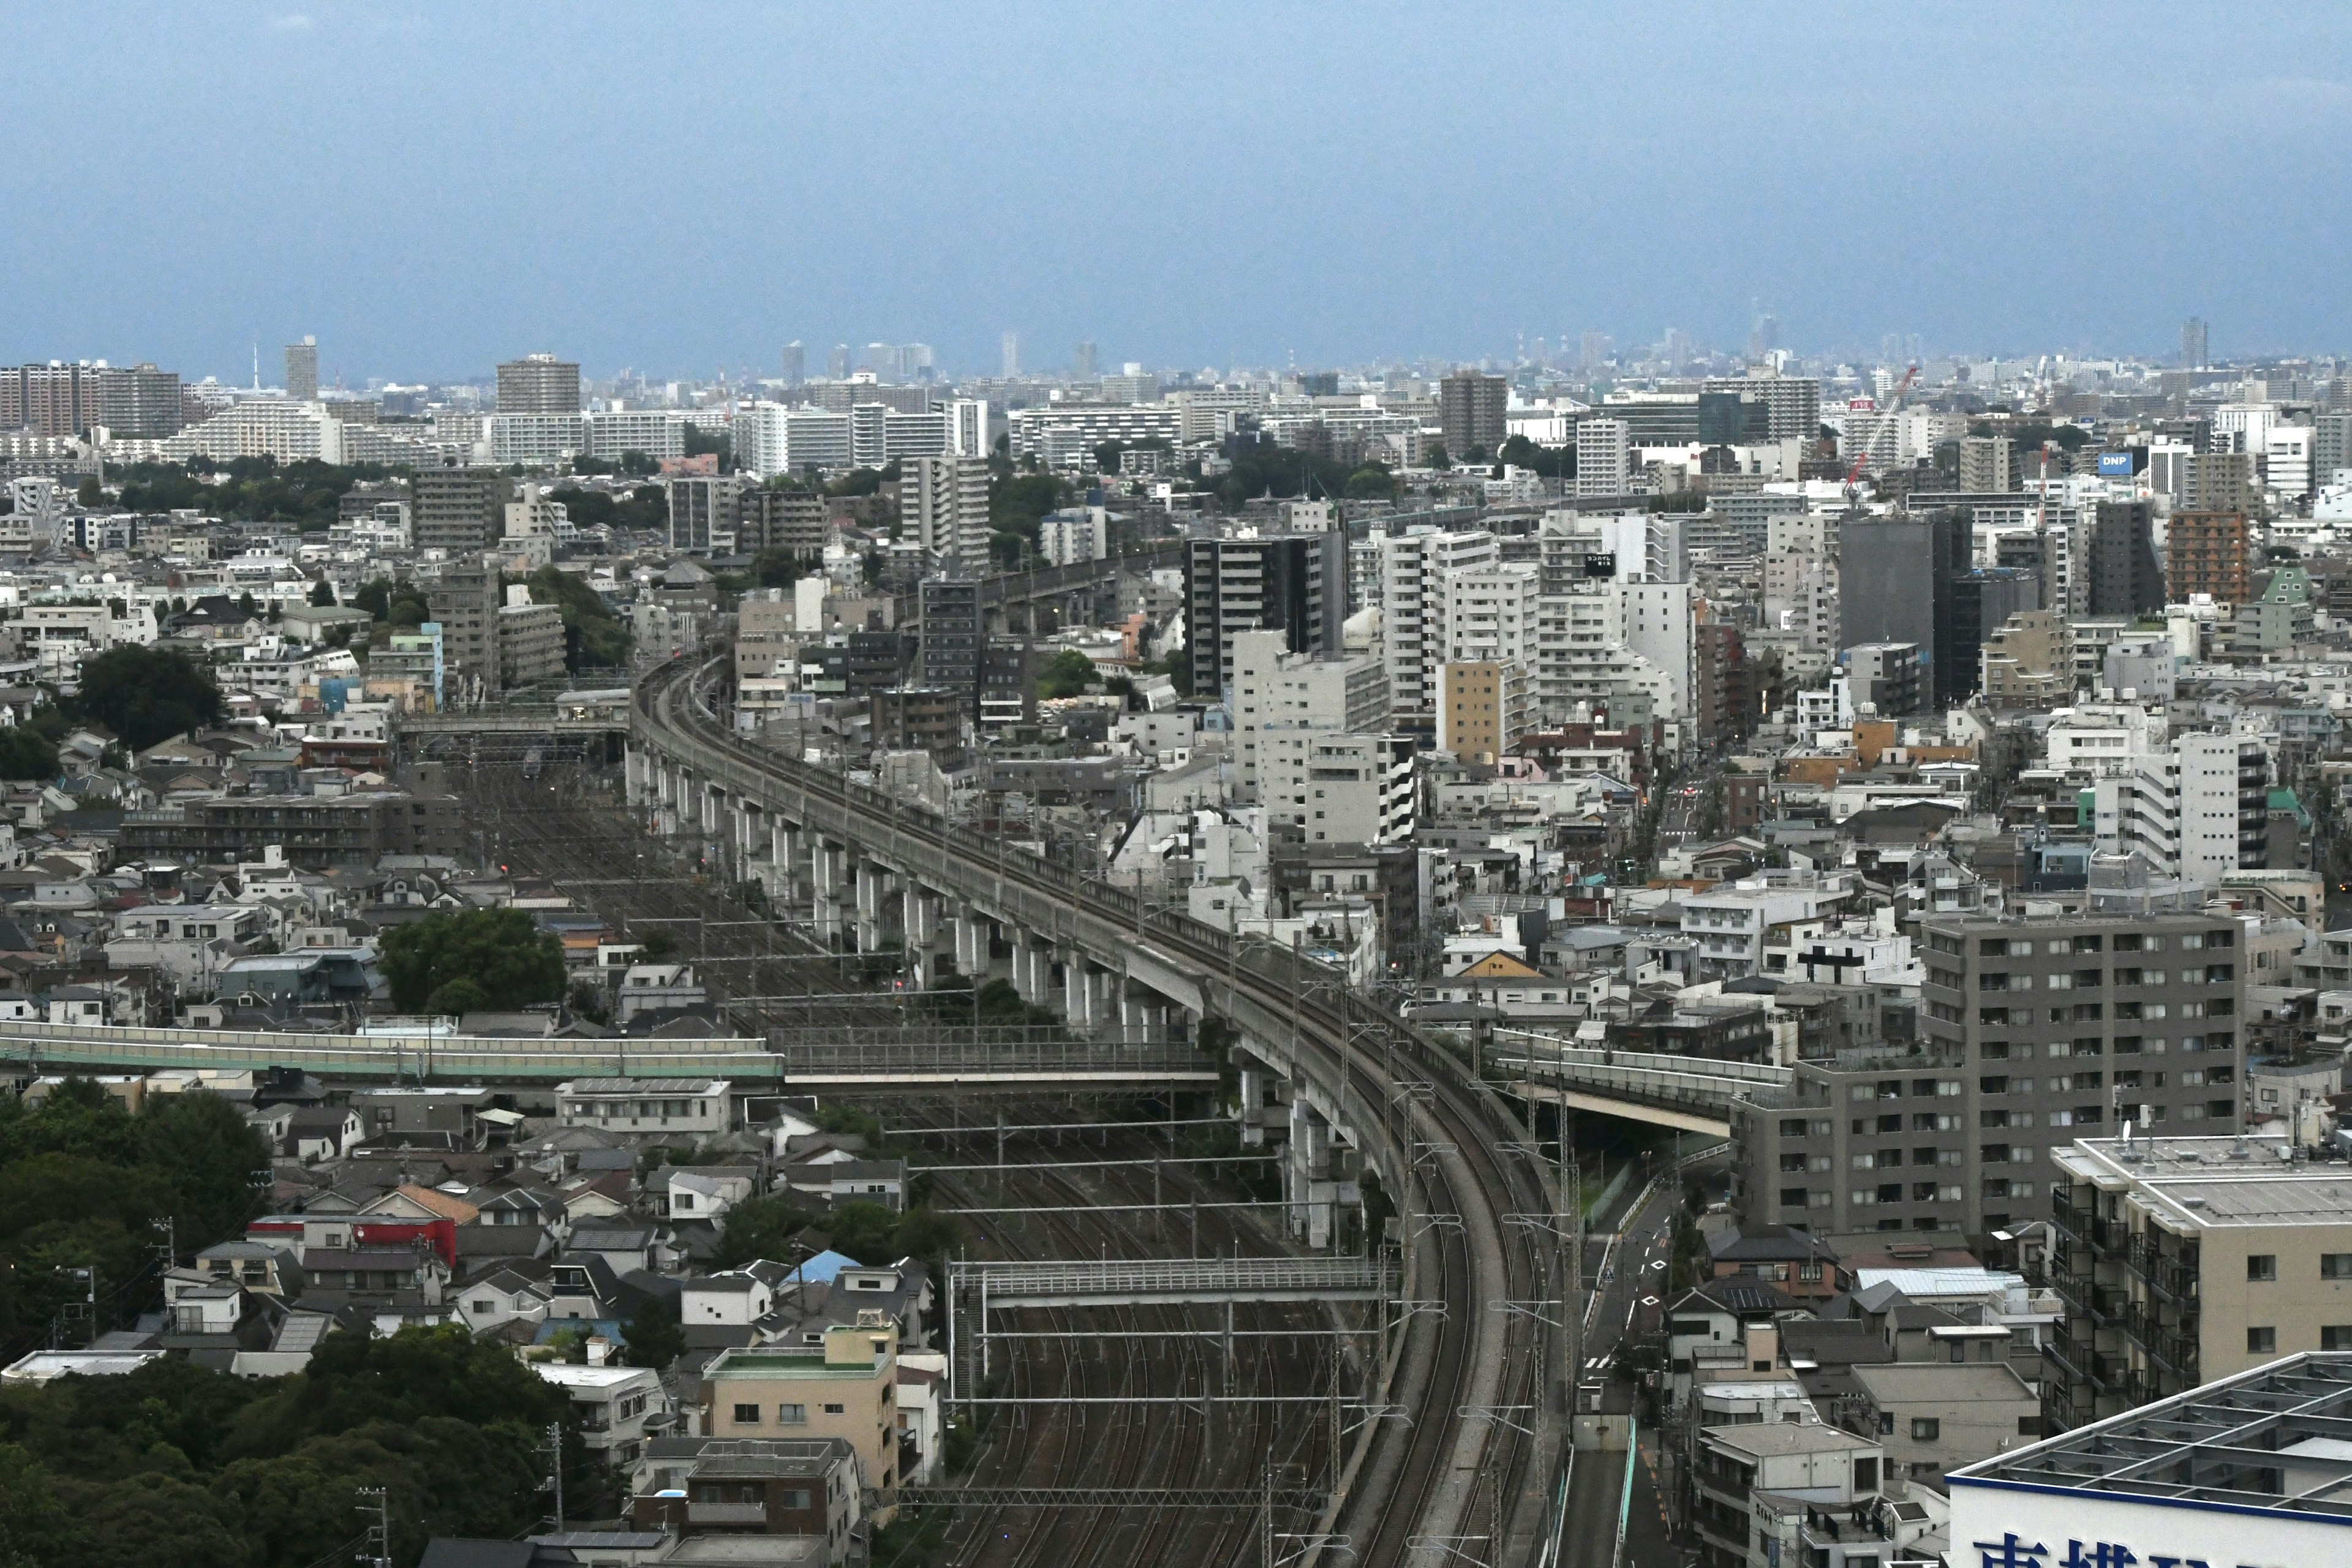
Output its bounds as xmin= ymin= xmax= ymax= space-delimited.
xmin=627 ymin=652 xmax=1566 ymax=1567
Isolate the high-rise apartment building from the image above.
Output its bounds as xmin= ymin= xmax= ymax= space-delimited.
xmin=1574 ymin=417 xmax=1632 ymax=497
xmin=2311 ymin=411 xmax=2352 ymax=490
xmin=947 ymin=399 xmax=990 ymax=458
xmin=410 ymin=467 xmax=508 ymax=554
xmin=916 ymin=576 xmax=982 ymax=711
xmin=2087 ymin=501 xmax=2165 ymax=618
xmin=496 ymin=353 xmax=581 ymax=415
xmin=2183 ymin=451 xmax=2258 ymax=513
xmin=431 ymin=559 xmax=503 ymax=697
xmin=1000 ymin=332 xmax=1021 ymax=378
xmin=497 ymin=584 xmax=566 ymax=687
xmin=1440 ymin=560 xmax=1540 ymax=671
xmin=901 ymin=454 xmax=992 ymax=576
xmin=739 ymin=491 xmax=828 ymax=558
xmin=1074 ymin=341 xmax=1099 ymax=379
xmin=1228 ymin=629 xmax=1388 ymax=801
xmin=1 ymin=362 xmax=184 ymax=438
xmin=2042 ymin=1133 xmax=2352 ymax=1433
xmin=1701 ymin=371 xmax=1819 ymax=442
xmin=285 ymin=337 xmax=317 ymax=402
xmin=1438 ymin=371 xmax=1507 ymax=458
xmin=2182 ymin=316 xmax=2209 ymax=369
xmin=1184 ymin=532 xmax=1346 ymax=701
xmin=1732 ymin=908 xmax=2245 ymax=1242
xmin=666 ymin=475 xmax=743 ymax=553
xmin=1259 ymin=732 xmax=1415 ymax=847
xmin=1958 ymin=434 xmax=2013 ymax=493
xmin=782 ymin=342 xmax=805 ymax=385
xmin=1379 ymin=529 xmax=1498 ymax=718
xmin=2167 ymin=511 xmax=2251 ymax=604
xmin=2092 ymin=733 xmax=2270 ymax=886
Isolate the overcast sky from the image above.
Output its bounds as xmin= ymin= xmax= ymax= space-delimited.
xmin=7 ymin=2 xmax=2350 ymax=385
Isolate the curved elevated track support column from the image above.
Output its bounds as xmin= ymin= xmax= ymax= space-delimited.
xmin=1287 ymin=1100 xmax=1336 ymax=1248
xmin=810 ymin=842 xmax=847 ymax=944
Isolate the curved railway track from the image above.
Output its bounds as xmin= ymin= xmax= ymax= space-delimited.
xmin=631 ymin=654 xmax=1561 ymax=1566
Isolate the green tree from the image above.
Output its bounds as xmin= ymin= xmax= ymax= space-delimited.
xmin=527 ymin=564 xmax=630 ymax=671
xmin=1425 ymin=442 xmax=1452 ymax=470
xmin=684 ymin=423 xmax=734 ymax=470
xmin=1344 ymin=465 xmax=1396 ymax=499
xmin=73 ymin=646 xmax=224 ymax=750
xmin=622 ymin=1296 xmax=686 ymax=1371
xmin=712 ymin=1194 xmax=813 ymax=1270
xmin=1036 ymin=649 xmax=1095 ymax=700
xmin=378 ymin=909 xmax=565 ymax=1014
xmin=0 ymin=1442 xmax=80 ymax=1566
xmin=306 ymin=578 xmax=336 ymax=607
xmin=0 ymin=728 xmax=56 ymax=782
xmin=74 ymin=476 xmax=102 ymax=509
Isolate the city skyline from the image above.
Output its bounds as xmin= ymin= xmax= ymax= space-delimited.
xmin=9 ymin=4 xmax=2352 ymax=382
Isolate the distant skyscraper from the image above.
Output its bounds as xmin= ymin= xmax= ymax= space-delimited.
xmin=1001 ymin=332 xmax=1021 ymax=379
xmin=1074 ymin=341 xmax=1098 ymax=378
xmin=496 ymin=353 xmax=580 ymax=415
xmin=902 ymin=343 xmax=935 ymax=380
xmin=2184 ymin=317 xmax=2210 ymax=370
xmin=782 ymin=342 xmax=805 ymax=385
xmin=1578 ymin=331 xmax=1612 ymax=371
xmin=285 ymin=336 xmax=317 ymax=401
xmin=1438 ymin=369 xmax=1507 ymax=459
xmin=827 ymin=344 xmax=851 ymax=379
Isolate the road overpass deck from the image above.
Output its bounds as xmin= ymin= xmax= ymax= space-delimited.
xmin=964 ymin=1256 xmax=1396 ymax=1308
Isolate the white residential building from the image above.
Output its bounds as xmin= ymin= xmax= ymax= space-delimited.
xmin=585 ymin=410 xmax=688 ymax=461
xmin=485 ymin=413 xmax=587 ymax=467
xmin=1441 ymin=560 xmax=1540 ymax=669
xmin=1616 ymin=579 xmax=1695 ymax=717
xmin=733 ymin=404 xmax=853 ymax=479
xmin=1575 ymin=417 xmax=1632 ymax=496
xmin=1227 ymin=629 xmax=1388 ymax=801
xmin=1379 ymin=527 xmax=1496 ymax=718
xmin=1680 ymin=872 xmax=1860 ymax=983
xmin=1038 ymin=507 xmax=1108 ymax=568
xmin=2092 ymin=733 xmax=2270 ymax=887
xmin=901 ymin=454 xmax=991 ymax=575
xmin=1259 ymin=731 xmax=1415 ymax=846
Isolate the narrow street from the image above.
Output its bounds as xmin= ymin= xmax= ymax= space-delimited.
xmin=1562 ymin=1171 xmax=1683 ymax=1568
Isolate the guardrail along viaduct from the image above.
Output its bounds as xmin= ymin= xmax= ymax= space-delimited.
xmin=627 ymin=653 xmax=1566 ymax=1567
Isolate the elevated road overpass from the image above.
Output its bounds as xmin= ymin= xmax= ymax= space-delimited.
xmin=1490 ymin=1031 xmax=1790 ymax=1139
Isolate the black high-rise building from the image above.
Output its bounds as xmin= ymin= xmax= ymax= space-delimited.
xmin=1183 ymin=532 xmax=1345 ymax=701
xmin=2088 ymin=500 xmax=2165 ymax=617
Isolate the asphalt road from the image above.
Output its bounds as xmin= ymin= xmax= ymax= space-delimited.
xmin=1561 ymin=1174 xmax=1681 ymax=1568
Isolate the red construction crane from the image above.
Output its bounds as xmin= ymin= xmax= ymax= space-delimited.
xmin=1844 ymin=363 xmax=1920 ymax=488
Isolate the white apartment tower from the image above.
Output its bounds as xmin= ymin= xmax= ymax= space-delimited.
xmin=1575 ymin=417 xmax=1632 ymax=497
xmin=1379 ymin=528 xmax=1496 ymax=718
xmin=902 ymin=454 xmax=992 ymax=576
xmin=1227 ymin=629 xmax=1389 ymax=802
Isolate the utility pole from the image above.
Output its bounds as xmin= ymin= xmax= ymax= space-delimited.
xmin=541 ymin=1422 xmax=565 ymax=1532
xmin=356 ymin=1486 xmax=390 ymax=1568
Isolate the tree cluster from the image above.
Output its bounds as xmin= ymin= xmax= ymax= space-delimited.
xmin=0 ymin=1081 xmax=272 ymax=1350
xmin=525 ymin=564 xmax=631 ymax=671
xmin=1035 ymin=649 xmax=1096 ymax=701
xmin=111 ymin=459 xmax=394 ymax=532
xmin=545 ymin=484 xmax=668 ymax=535
xmin=1210 ymin=437 xmax=1390 ymax=510
xmin=0 ymin=1324 xmax=575 ymax=1567
xmin=987 ymin=466 xmax=1071 ymax=570
xmin=378 ymin=908 xmax=567 ymax=1016
xmin=74 ymin=646 xmax=225 ymax=752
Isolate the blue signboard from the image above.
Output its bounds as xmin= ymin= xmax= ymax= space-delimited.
xmin=2097 ymin=451 xmax=2134 ymax=477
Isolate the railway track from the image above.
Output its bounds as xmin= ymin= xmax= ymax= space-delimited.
xmin=633 ymin=654 xmax=1560 ymax=1566
xmin=909 ymin=1109 xmax=1325 ymax=1567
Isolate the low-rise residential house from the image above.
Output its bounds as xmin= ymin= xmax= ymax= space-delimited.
xmin=1692 ymin=1422 xmax=1887 ymax=1568
xmin=535 ymin=1359 xmax=669 ymax=1469
xmin=458 ymin=1265 xmax=554 ymax=1336
xmin=285 ymin=1105 xmax=364 ymax=1163
xmin=778 ymin=1159 xmax=907 ymax=1213
xmin=630 ymin=1436 xmax=863 ymax=1565
xmin=557 ymin=1077 xmax=733 ymax=1136
xmin=664 ymin=1166 xmax=757 ymax=1222
xmin=1847 ymin=1360 xmax=2040 ymax=1481
xmin=702 ymin=1314 xmax=905 ymax=1517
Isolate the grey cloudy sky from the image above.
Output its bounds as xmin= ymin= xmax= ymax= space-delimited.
xmin=5 ymin=2 xmax=2348 ymax=384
